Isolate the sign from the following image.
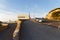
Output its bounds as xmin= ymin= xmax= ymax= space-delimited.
xmin=18 ymin=14 xmax=30 ymax=20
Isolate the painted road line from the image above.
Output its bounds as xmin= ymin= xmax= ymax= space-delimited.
xmin=13 ymin=20 xmax=22 ymax=40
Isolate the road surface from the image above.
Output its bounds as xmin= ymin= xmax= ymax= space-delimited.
xmin=0 ymin=20 xmax=60 ymax=40
xmin=20 ymin=20 xmax=60 ymax=40
xmin=0 ymin=23 xmax=17 ymax=40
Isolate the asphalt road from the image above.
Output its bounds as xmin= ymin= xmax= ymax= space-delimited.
xmin=0 ymin=20 xmax=60 ymax=40
xmin=20 ymin=20 xmax=60 ymax=40
xmin=0 ymin=23 xmax=17 ymax=40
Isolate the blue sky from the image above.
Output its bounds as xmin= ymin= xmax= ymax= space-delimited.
xmin=0 ymin=0 xmax=60 ymax=21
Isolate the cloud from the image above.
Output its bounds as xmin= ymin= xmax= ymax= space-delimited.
xmin=0 ymin=1 xmax=19 ymax=22
xmin=0 ymin=9 xmax=18 ymax=22
xmin=0 ymin=0 xmax=48 ymax=22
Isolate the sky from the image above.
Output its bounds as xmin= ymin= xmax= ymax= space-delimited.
xmin=0 ymin=0 xmax=60 ymax=21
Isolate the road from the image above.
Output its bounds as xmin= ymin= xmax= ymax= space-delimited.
xmin=0 ymin=20 xmax=60 ymax=40
xmin=0 ymin=23 xmax=17 ymax=40
xmin=20 ymin=20 xmax=60 ymax=40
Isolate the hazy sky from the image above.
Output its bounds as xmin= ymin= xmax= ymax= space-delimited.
xmin=0 ymin=0 xmax=60 ymax=21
